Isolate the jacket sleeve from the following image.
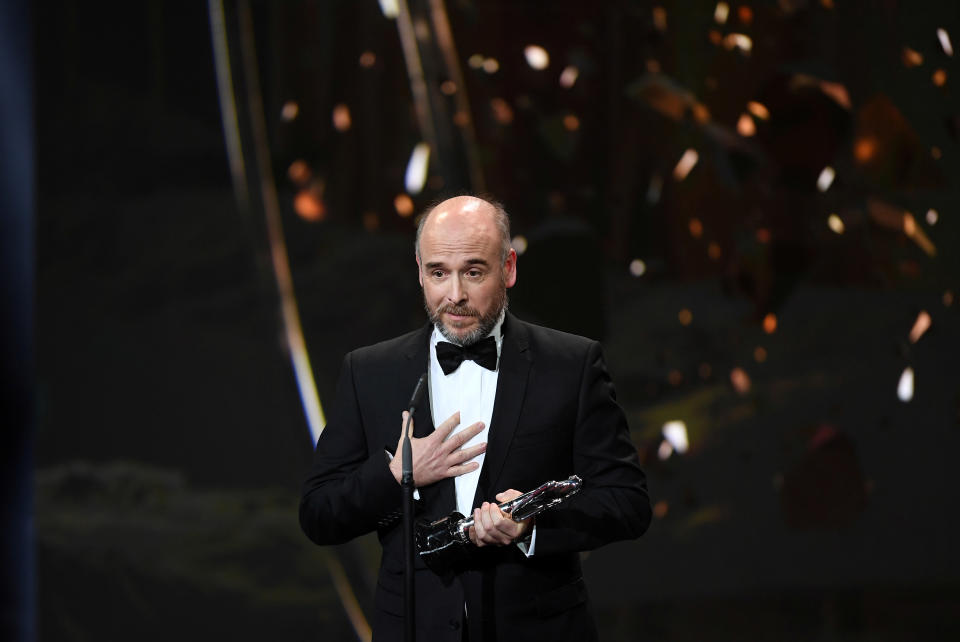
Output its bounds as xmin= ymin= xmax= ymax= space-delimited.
xmin=532 ymin=341 xmax=652 ymax=556
xmin=299 ymin=351 xmax=403 ymax=545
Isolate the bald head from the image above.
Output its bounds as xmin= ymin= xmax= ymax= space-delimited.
xmin=415 ymin=196 xmax=512 ymax=263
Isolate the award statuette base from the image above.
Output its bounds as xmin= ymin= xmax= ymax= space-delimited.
xmin=415 ymin=476 xmax=582 ymax=581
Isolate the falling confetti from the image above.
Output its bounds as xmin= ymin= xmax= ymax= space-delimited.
xmin=404 ymin=143 xmax=430 ymax=195
xmin=673 ymin=149 xmax=699 ymax=181
xmin=394 ymin=194 xmax=414 ymax=217
xmin=662 ymin=421 xmax=689 ymax=454
xmin=817 ymin=166 xmax=836 ymax=192
xmin=937 ymin=28 xmax=953 ymax=56
xmin=714 ymin=2 xmax=730 ymax=24
xmin=730 ymin=367 xmax=751 ymax=395
xmin=763 ymin=313 xmax=777 ymax=334
xmin=908 ymin=311 xmax=931 ymax=343
xmin=281 ymin=100 xmax=299 ymax=121
xmin=828 ymin=213 xmax=845 ymax=234
xmin=926 ymin=209 xmax=938 ymax=225
xmin=897 ymin=367 xmax=914 ymax=402
xmin=678 ymin=308 xmax=693 ymax=325
xmin=559 ymin=66 xmax=579 ymax=88
xmin=332 ymin=104 xmax=352 ymax=131
xmin=524 ymin=45 xmax=550 ymax=70
xmin=737 ymin=113 xmax=756 ymax=136
xmin=511 ymin=235 xmax=528 ymax=255
xmin=629 ymin=259 xmax=647 ymax=277
xmin=747 ymin=101 xmax=770 ymax=120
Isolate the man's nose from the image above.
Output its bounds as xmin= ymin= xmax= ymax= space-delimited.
xmin=447 ymin=275 xmax=466 ymax=304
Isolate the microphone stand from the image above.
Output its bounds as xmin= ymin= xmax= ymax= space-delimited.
xmin=402 ymin=374 xmax=426 ymax=642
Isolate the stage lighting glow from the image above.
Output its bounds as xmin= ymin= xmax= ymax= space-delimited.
xmin=332 ymin=104 xmax=352 ymax=131
xmin=737 ymin=113 xmax=756 ymax=136
xmin=730 ymin=367 xmax=751 ymax=395
xmin=294 ymin=189 xmax=325 ymax=221
xmin=938 ymin=28 xmax=953 ymax=56
xmin=926 ymin=209 xmax=938 ymax=225
xmin=897 ymin=367 xmax=914 ymax=402
xmin=902 ymin=47 xmax=924 ymax=67
xmin=909 ymin=311 xmax=931 ymax=343
xmin=440 ymin=81 xmax=457 ymax=95
xmin=404 ymin=143 xmax=430 ymax=195
xmin=483 ymin=58 xmax=500 ymax=74
xmin=629 ymin=259 xmax=647 ymax=277
xmin=281 ymin=101 xmax=299 ymax=121
xmin=673 ymin=149 xmax=699 ymax=181
xmin=511 ymin=235 xmax=528 ymax=255
xmin=723 ymin=33 xmax=753 ymax=53
xmin=524 ymin=45 xmax=549 ymax=70
xmin=559 ymin=66 xmax=579 ymax=88
xmin=394 ymin=194 xmax=414 ymax=217
xmin=468 ymin=54 xmax=485 ymax=69
xmin=678 ymin=308 xmax=693 ymax=326
xmin=817 ymin=166 xmax=835 ymax=192
xmin=377 ymin=0 xmax=398 ymax=19
xmin=747 ymin=101 xmax=770 ymax=120
xmin=359 ymin=51 xmax=376 ymax=68
xmin=828 ymin=213 xmax=845 ymax=234
xmin=763 ymin=313 xmax=777 ymax=334
xmin=563 ymin=114 xmax=580 ymax=131
xmin=738 ymin=6 xmax=753 ymax=24
xmin=854 ymin=136 xmax=877 ymax=162
xmin=662 ymin=421 xmax=689 ymax=454
xmin=714 ymin=2 xmax=730 ymax=24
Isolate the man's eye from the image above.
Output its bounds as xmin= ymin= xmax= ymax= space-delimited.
xmin=467 ymin=270 xmax=482 ymax=278
xmin=432 ymin=271 xmax=445 ymax=278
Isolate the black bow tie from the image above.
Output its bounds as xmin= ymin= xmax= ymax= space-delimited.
xmin=435 ymin=336 xmax=498 ymax=375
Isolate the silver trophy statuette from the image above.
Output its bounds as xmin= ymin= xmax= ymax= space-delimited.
xmin=416 ymin=475 xmax=582 ymax=579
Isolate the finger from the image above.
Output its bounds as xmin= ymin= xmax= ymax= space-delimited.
xmin=495 ymin=489 xmax=522 ymax=502
xmin=452 ymin=442 xmax=486 ymax=464
xmin=472 ymin=507 xmax=487 ymax=547
xmin=446 ymin=461 xmax=480 ymax=478
xmin=449 ymin=421 xmax=485 ymax=449
xmin=398 ymin=411 xmax=414 ymax=439
xmin=433 ymin=411 xmax=461 ymax=440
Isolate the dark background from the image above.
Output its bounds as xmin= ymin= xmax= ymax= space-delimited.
xmin=27 ymin=0 xmax=960 ymax=640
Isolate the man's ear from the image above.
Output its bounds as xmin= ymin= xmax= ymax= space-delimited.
xmin=416 ymin=254 xmax=424 ymax=287
xmin=503 ymin=248 xmax=518 ymax=288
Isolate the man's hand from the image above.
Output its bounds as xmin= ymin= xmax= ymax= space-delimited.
xmin=469 ymin=489 xmax=532 ymax=547
xmin=389 ymin=411 xmax=486 ymax=487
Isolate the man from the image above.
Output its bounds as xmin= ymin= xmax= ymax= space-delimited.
xmin=300 ymin=195 xmax=651 ymax=641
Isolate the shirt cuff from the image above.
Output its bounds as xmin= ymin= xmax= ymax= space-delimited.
xmin=516 ymin=523 xmax=537 ymax=557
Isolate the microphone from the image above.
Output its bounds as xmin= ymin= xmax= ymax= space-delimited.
xmin=407 ymin=373 xmax=427 ymax=412
xmin=402 ymin=373 xmax=427 ymax=482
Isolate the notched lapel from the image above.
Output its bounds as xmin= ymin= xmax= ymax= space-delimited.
xmin=474 ymin=316 xmax=532 ymax=507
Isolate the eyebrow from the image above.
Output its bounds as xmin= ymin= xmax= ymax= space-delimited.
xmin=424 ymin=258 xmax=490 ymax=270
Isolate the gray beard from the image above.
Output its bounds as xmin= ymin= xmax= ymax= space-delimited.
xmin=425 ymin=290 xmax=508 ymax=347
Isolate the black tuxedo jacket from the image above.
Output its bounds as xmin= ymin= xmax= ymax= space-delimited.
xmin=300 ymin=314 xmax=651 ymax=641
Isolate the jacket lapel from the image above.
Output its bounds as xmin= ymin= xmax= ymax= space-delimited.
xmin=473 ymin=313 xmax=532 ymax=507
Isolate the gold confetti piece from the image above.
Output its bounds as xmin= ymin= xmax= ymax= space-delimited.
xmin=737 ymin=113 xmax=756 ymax=136
xmin=657 ymin=440 xmax=673 ymax=460
xmin=897 ymin=367 xmax=914 ymax=402
xmin=332 ymin=104 xmax=351 ymax=131
xmin=629 ymin=259 xmax=647 ymax=277
xmin=817 ymin=166 xmax=835 ymax=191
xmin=908 ymin=310 xmax=931 ymax=343
xmin=747 ymin=101 xmax=770 ymax=120
xmin=937 ymin=28 xmax=953 ymax=56
xmin=673 ymin=148 xmax=699 ymax=181
xmin=511 ymin=235 xmax=528 ymax=255
xmin=932 ymin=68 xmax=947 ymax=87
xmin=394 ymin=194 xmax=414 ymax=217
xmin=563 ymin=114 xmax=580 ymax=131
xmin=467 ymin=54 xmax=485 ymax=69
xmin=362 ymin=211 xmax=379 ymax=231
xmin=763 ymin=313 xmax=777 ymax=334
xmin=524 ymin=45 xmax=550 ymax=70
xmin=714 ymin=2 xmax=729 ymax=24
xmin=926 ymin=209 xmax=938 ymax=225
xmin=294 ymin=189 xmax=325 ymax=221
xmin=281 ymin=100 xmax=299 ymax=121
xmin=730 ymin=367 xmax=751 ymax=395
xmin=708 ymin=241 xmax=722 ymax=260
xmin=653 ymin=500 xmax=669 ymax=519
xmin=828 ymin=213 xmax=845 ymax=234
xmin=662 ymin=421 xmax=689 ymax=454
xmin=902 ymin=47 xmax=924 ymax=67
xmin=482 ymin=58 xmax=500 ymax=74
xmin=931 ymin=146 xmax=942 ymax=159
xmin=854 ymin=136 xmax=877 ymax=162
xmin=653 ymin=6 xmax=668 ymax=32
xmin=678 ymin=308 xmax=693 ymax=325
xmin=692 ymin=102 xmax=711 ymax=124
xmin=287 ymin=160 xmax=311 ymax=185
xmin=404 ymin=143 xmax=430 ymax=195
xmin=440 ymin=81 xmax=457 ymax=95
xmin=358 ymin=51 xmax=376 ymax=68
xmin=559 ymin=66 xmax=579 ymax=88
xmin=754 ymin=346 xmax=768 ymax=363
xmin=903 ymin=212 xmax=937 ymax=256
xmin=737 ymin=6 xmax=753 ymax=24
xmin=708 ymin=29 xmax=723 ymax=45
xmin=688 ymin=218 xmax=704 ymax=238
xmin=944 ymin=290 xmax=955 ymax=307
xmin=490 ymin=98 xmax=513 ymax=124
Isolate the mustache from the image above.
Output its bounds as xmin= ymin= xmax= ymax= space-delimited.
xmin=437 ymin=304 xmax=479 ymax=317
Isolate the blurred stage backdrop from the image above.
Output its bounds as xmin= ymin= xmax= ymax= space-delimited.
xmin=35 ymin=1 xmax=959 ymax=640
